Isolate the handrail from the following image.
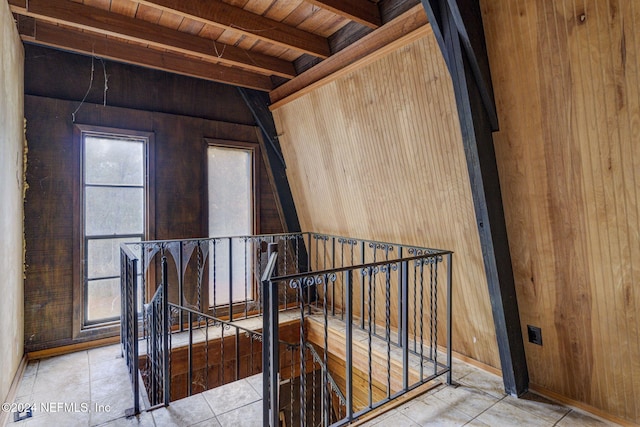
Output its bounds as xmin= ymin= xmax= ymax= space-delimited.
xmin=272 ymin=250 xmax=451 ymax=282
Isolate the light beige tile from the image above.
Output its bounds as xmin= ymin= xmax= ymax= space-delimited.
xmin=428 ymin=384 xmax=499 ymax=418
xmin=152 ymin=394 xmax=215 ymax=426
xmin=88 ymin=344 xmax=123 ymax=365
xmin=190 ymin=417 xmax=222 ymax=426
xmin=215 ymin=400 xmax=262 ymax=427
xmin=16 ymin=374 xmax=36 ymax=398
xmin=474 ymin=400 xmax=552 ymax=427
xmin=202 ymin=379 xmax=260 ymax=416
xmin=23 ymin=361 xmax=39 ymax=378
xmin=37 ymin=351 xmax=89 ymax=375
xmin=503 ymin=392 xmax=570 ymax=423
xmin=556 ymin=409 xmax=616 ymax=426
xmin=245 ymin=373 xmax=263 ymax=397
xmin=369 ymin=411 xmax=420 ymax=427
xmin=93 ymin=410 xmax=155 ymax=427
xmin=89 ymin=376 xmax=136 ymax=425
xmin=397 ymin=398 xmax=473 ymax=426
xmin=456 ymin=369 xmax=506 ymax=400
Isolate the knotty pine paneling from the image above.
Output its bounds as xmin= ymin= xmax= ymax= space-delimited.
xmin=272 ymin=33 xmax=500 ymax=369
xmin=482 ymin=0 xmax=640 ymax=423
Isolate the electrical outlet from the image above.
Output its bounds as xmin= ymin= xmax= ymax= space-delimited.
xmin=527 ymin=325 xmax=543 ymax=345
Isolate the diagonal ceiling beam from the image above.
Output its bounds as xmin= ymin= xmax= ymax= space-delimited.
xmin=18 ymin=18 xmax=274 ymax=91
xmin=10 ymin=0 xmax=296 ymax=79
xmin=136 ymin=0 xmax=331 ymax=58
xmin=306 ymin=0 xmax=382 ymax=29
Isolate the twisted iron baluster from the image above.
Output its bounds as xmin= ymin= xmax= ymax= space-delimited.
xmin=385 ymin=265 xmax=391 ymax=397
xmin=419 ymin=259 xmax=425 ymax=380
xmin=433 ymin=258 xmax=439 ymax=374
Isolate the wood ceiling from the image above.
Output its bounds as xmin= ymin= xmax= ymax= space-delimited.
xmin=8 ymin=0 xmax=429 ymax=102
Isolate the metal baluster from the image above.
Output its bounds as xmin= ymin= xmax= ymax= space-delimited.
xmin=345 ymin=269 xmax=353 ymax=422
xmin=235 ymin=328 xmax=240 ymax=381
xmin=419 ymin=259 xmax=425 ymax=381
xmin=212 ymin=240 xmax=217 ymax=317
xmin=385 ymin=264 xmax=391 ymax=398
xmin=367 ymin=267 xmax=373 ymax=408
xmin=244 ymin=238 xmax=248 ymax=319
xmin=205 ymin=319 xmax=209 ymax=390
xmin=433 ymin=258 xmax=439 ymax=376
xmin=188 ymin=310 xmax=193 ymax=396
xmin=228 ymin=237 xmax=233 ymax=321
xmin=299 ymin=285 xmax=306 ymax=427
xmin=323 ymin=274 xmax=329 ymax=425
xmin=447 ymin=253 xmax=453 ymax=385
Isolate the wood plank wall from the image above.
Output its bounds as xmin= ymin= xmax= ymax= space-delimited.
xmin=23 ymin=45 xmax=285 ymax=352
xmin=271 ymin=33 xmax=501 ymax=369
xmin=482 ymin=0 xmax=640 ymax=423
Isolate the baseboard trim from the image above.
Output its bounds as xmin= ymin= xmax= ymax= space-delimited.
xmin=26 ymin=336 xmax=120 ymax=360
xmin=1 ymin=354 xmax=28 ymax=427
xmin=529 ymin=384 xmax=636 ymax=427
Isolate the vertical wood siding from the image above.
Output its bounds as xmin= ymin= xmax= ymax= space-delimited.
xmin=272 ymin=33 xmax=501 ymax=368
xmin=483 ymin=0 xmax=640 ymax=423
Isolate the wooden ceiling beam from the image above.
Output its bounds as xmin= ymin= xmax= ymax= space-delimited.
xmin=306 ymin=0 xmax=382 ymax=29
xmin=10 ymin=0 xmax=296 ymax=78
xmin=136 ymin=0 xmax=331 ymax=58
xmin=18 ymin=19 xmax=274 ymax=92
xmin=270 ymin=4 xmax=428 ymax=105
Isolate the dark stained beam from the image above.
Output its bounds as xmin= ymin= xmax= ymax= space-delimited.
xmin=444 ymin=0 xmax=498 ymax=130
xmin=19 ymin=19 xmax=274 ymax=91
xmin=238 ymin=88 xmax=301 ymax=233
xmin=420 ymin=0 xmax=529 ymax=396
xmin=11 ymin=0 xmax=296 ymax=79
xmin=136 ymin=0 xmax=331 ymax=58
xmin=306 ymin=0 xmax=382 ymax=29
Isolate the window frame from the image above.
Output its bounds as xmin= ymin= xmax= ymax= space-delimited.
xmin=204 ymin=138 xmax=260 ymax=312
xmin=73 ymin=124 xmax=155 ymax=339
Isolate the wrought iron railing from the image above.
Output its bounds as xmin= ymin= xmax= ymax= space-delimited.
xmin=120 ymin=232 xmax=452 ymax=425
xmin=262 ymin=236 xmax=453 ymax=426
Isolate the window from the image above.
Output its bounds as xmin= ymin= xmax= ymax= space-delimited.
xmin=206 ymin=141 xmax=258 ymax=307
xmin=74 ymin=125 xmax=152 ymax=335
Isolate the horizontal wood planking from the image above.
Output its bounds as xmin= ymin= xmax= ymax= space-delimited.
xmin=13 ymin=0 xmax=296 ymax=78
xmin=271 ymin=35 xmax=500 ymax=369
xmin=136 ymin=0 xmax=331 ymax=58
xmin=482 ymin=0 xmax=640 ymax=423
xmin=20 ymin=20 xmax=274 ymax=91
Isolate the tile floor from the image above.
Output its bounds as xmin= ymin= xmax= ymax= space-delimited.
xmin=4 ymin=344 xmax=615 ymax=427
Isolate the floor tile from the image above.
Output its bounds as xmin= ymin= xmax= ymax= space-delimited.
xmin=90 ymin=375 xmax=136 ymax=425
xmin=503 ymin=392 xmax=570 ymax=424
xmin=151 ymin=394 xmax=215 ymax=426
xmin=556 ymin=409 xmax=616 ymax=426
xmin=456 ymin=369 xmax=506 ymax=400
xmin=398 ymin=398 xmax=473 ymax=426
xmin=368 ymin=410 xmax=420 ymax=427
xmin=428 ymin=383 xmax=499 ymax=418
xmin=201 ymin=379 xmax=260 ymax=416
xmin=94 ymin=410 xmax=155 ymax=427
xmin=245 ymin=373 xmax=263 ymax=397
xmin=473 ymin=400 xmax=551 ymax=427
xmin=215 ymin=400 xmax=262 ymax=427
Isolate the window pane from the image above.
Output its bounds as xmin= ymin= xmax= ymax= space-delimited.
xmin=207 ymin=146 xmax=253 ymax=307
xmin=208 ymin=147 xmax=252 ymax=236
xmin=85 ymin=187 xmax=143 ymax=235
xmin=87 ymin=237 xmax=141 ymax=279
xmin=85 ymin=137 xmax=144 ymax=185
xmin=87 ymin=278 xmax=121 ymax=322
